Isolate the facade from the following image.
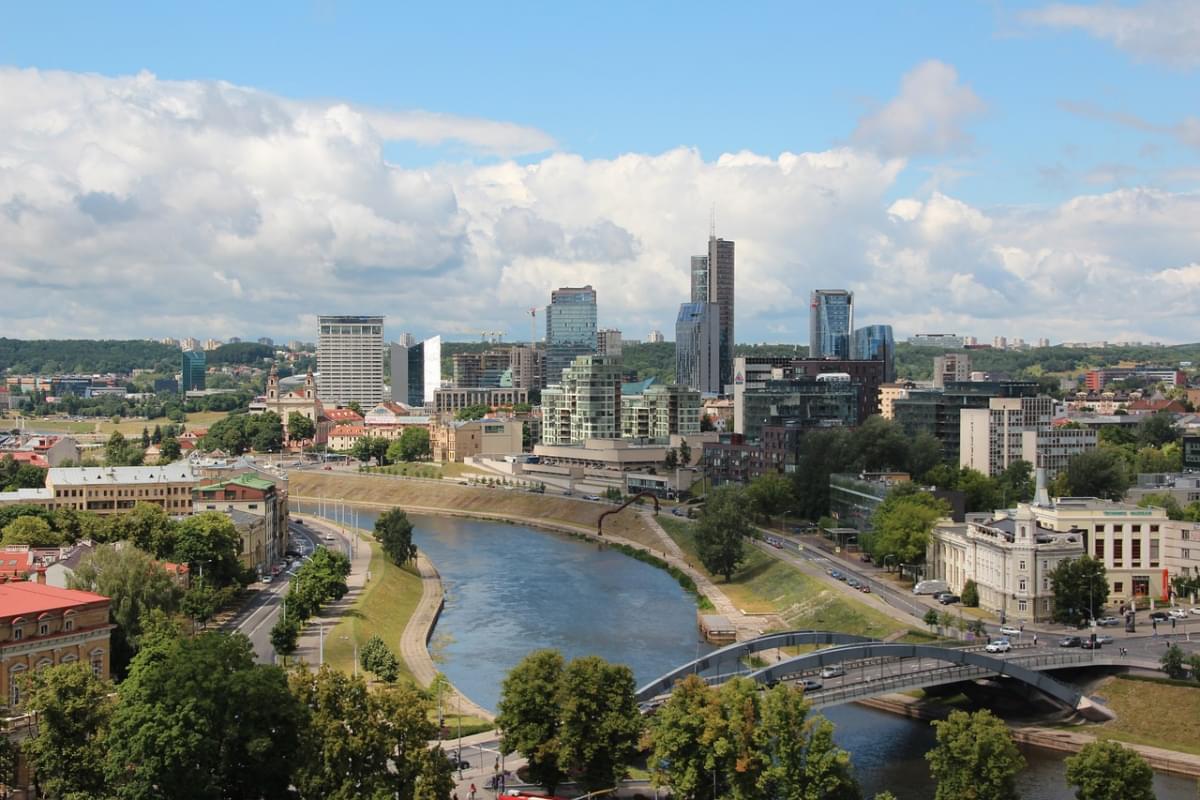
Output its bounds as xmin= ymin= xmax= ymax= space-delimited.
xmin=702 ymin=437 xmax=767 ymax=486
xmin=545 ymin=286 xmax=598 ymax=386
xmin=508 ymin=346 xmax=546 ymax=392
xmin=706 ymin=238 xmax=736 ymax=389
xmin=932 ymin=353 xmax=971 ymax=389
xmin=908 ymin=333 xmax=964 ymax=348
xmin=1163 ymin=521 xmax=1200 ymax=582
xmin=0 ymin=464 xmax=198 ymax=514
xmin=620 ymin=385 xmax=702 ymax=442
xmin=193 ymin=473 xmax=286 ymax=575
xmin=1084 ymin=366 xmax=1186 ymax=390
xmin=181 ymin=350 xmax=206 ymax=393
xmin=540 ymin=355 xmax=623 ymax=445
xmin=809 ymin=290 xmax=853 ymax=359
xmin=829 ymin=473 xmax=911 ymax=531
xmin=959 ymin=396 xmax=1097 ymax=478
xmin=690 ymin=255 xmax=709 ymax=304
xmin=675 ymin=302 xmax=721 ymax=394
xmin=878 ymin=381 xmax=919 ymax=420
xmin=430 ymin=418 xmax=524 ymax=463
xmin=736 ymin=376 xmax=859 ymax=444
xmin=317 ymin=315 xmax=385 ymax=406
xmin=259 ymin=368 xmax=330 ymax=448
xmin=1 ymin=580 xmax=114 ymax=706
xmin=1127 ymin=473 xmax=1200 ymax=507
xmin=0 ymin=434 xmax=80 ymax=468
xmin=646 ymin=330 xmax=664 ymax=344
xmin=893 ymin=380 xmax=1041 ymax=463
xmin=390 ymin=335 xmax=442 ymax=407
xmin=432 ymin=387 xmax=529 ymax=416
xmin=733 ymin=356 xmax=886 ymax=438
xmin=596 ymin=329 xmax=623 ymax=357
xmin=851 ymin=324 xmax=895 ymax=382
xmin=926 ymin=505 xmax=1085 ymax=622
xmin=452 ymin=349 xmax=512 ymax=389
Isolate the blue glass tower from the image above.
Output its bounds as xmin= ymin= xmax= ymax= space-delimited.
xmin=809 ymin=290 xmax=853 ymax=359
xmin=545 ymin=285 xmax=598 ymax=385
xmin=852 ymin=324 xmax=896 ymax=381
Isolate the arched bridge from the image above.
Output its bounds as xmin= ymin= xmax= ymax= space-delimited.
xmin=638 ymin=631 xmax=1120 ymax=720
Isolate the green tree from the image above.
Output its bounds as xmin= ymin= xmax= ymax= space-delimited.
xmin=270 ymin=612 xmax=301 ymax=660
xmin=907 ymin=431 xmax=944 ymax=481
xmin=151 ymin=424 xmax=163 ymax=444
xmin=958 ymin=468 xmax=1001 ymax=513
xmin=171 ymin=511 xmax=244 ymax=587
xmin=961 ymin=579 xmax=979 ymax=608
xmin=869 ymin=486 xmax=948 ymax=566
xmin=556 ymin=656 xmax=642 ymax=793
xmin=287 ymin=411 xmax=317 ymax=444
xmin=22 ymin=663 xmax=113 ymax=799
xmin=695 ymin=485 xmax=751 ymax=581
xmin=1187 ymin=653 xmax=1200 ymax=684
xmin=664 ymin=448 xmax=679 ymax=470
xmin=758 ymin=681 xmax=860 ymax=800
xmin=375 ymin=507 xmax=417 ymax=566
xmin=415 ymin=746 xmax=456 ymax=800
xmin=997 ymin=459 xmax=1035 ymax=504
xmin=2 ymin=515 xmax=64 ymax=547
xmin=250 ymin=411 xmax=284 ymax=452
xmin=1137 ymin=492 xmax=1183 ymax=520
xmin=746 ymin=472 xmax=794 ymax=527
xmin=1062 ymin=449 xmax=1131 ymax=500
xmin=106 ymin=631 xmax=304 ymax=800
xmin=181 ymin=578 xmax=234 ymax=629
xmin=678 ymin=438 xmax=692 ymax=465
xmin=359 ymin=634 xmax=401 ymax=682
xmin=646 ymin=674 xmax=720 ymax=800
xmin=105 ymin=430 xmax=144 ymax=466
xmin=496 ymin=649 xmax=566 ymax=792
xmin=923 ymin=608 xmax=940 ymax=631
xmin=141 ymin=426 xmax=151 ymax=448
xmin=926 ymin=709 xmax=1024 ymax=800
xmin=398 ymin=427 xmax=431 ymax=462
xmin=111 ymin=501 xmax=176 ymax=557
xmin=1136 ymin=411 xmax=1179 ymax=448
xmin=454 ymin=405 xmax=489 ymax=421
xmin=1161 ymin=644 xmax=1187 ymax=679
xmin=791 ymin=429 xmax=854 ymax=521
xmin=158 ymin=435 xmax=182 ymax=463
xmin=852 ymin=415 xmax=911 ymax=472
xmin=1064 ymin=739 xmax=1155 ymax=800
xmin=1048 ymin=556 xmax=1109 ymax=625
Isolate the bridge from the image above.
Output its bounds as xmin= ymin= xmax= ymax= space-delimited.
xmin=637 ymin=630 xmax=1136 ymax=721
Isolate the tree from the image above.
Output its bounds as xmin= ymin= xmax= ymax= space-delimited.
xmin=497 ymin=650 xmax=566 ymax=792
xmin=791 ymin=429 xmax=854 ymax=521
xmin=907 ymin=432 xmax=944 ymax=481
xmin=1064 ymin=740 xmax=1155 ymax=800
xmin=270 ymin=612 xmax=300 ymax=660
xmin=958 ymin=468 xmax=1001 ymax=513
xmin=1136 ymin=411 xmax=1179 ymax=448
xmin=111 ymin=501 xmax=176 ymax=557
xmin=663 ymin=449 xmax=679 ymax=470
xmin=1062 ymin=449 xmax=1131 ymax=501
xmin=415 ymin=747 xmax=456 ymax=800
xmin=171 ymin=511 xmax=244 ymax=587
xmin=556 ymin=656 xmax=642 ymax=793
xmin=455 ymin=405 xmax=489 ymax=421
xmin=961 ymin=579 xmax=979 ymax=608
xmin=1137 ymin=492 xmax=1183 ymax=520
xmin=997 ymin=459 xmax=1035 ymax=504
xmin=746 ymin=472 xmax=794 ymax=527
xmin=289 ymin=667 xmax=433 ymax=800
xmin=105 ymin=430 xmax=144 ymax=466
xmin=2 ymin=515 xmax=64 ymax=547
xmin=1188 ymin=653 xmax=1200 ymax=684
xmin=141 ymin=426 xmax=151 ymax=448
xmin=926 ymin=709 xmax=1024 ymax=800
xmin=1048 ymin=556 xmax=1109 ymax=625
xmin=287 ymin=411 xmax=316 ymax=445
xmin=852 ymin=415 xmax=911 ymax=472
xmin=1161 ymin=644 xmax=1187 ymax=679
xmin=695 ymin=485 xmax=751 ymax=581
xmin=106 ymin=631 xmax=304 ymax=800
xmin=758 ymin=681 xmax=860 ymax=800
xmin=398 ymin=427 xmax=431 ymax=462
xmin=646 ymin=674 xmax=719 ymax=800
xmin=375 ymin=508 xmax=417 ymax=567
xmin=22 ymin=663 xmax=113 ymax=799
xmin=678 ymin=438 xmax=692 ymax=465
xmin=250 ymin=411 xmax=284 ymax=452
xmin=869 ymin=486 xmax=947 ymax=566
xmin=923 ymin=608 xmax=940 ymax=631
xmin=158 ymin=435 xmax=182 ymax=463
xmin=360 ymin=634 xmax=401 ymax=682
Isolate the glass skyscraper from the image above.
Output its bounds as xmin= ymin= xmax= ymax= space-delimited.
xmin=545 ymin=285 xmax=598 ymax=385
xmin=809 ymin=290 xmax=854 ymax=359
xmin=852 ymin=324 xmax=896 ymax=381
xmin=675 ymin=301 xmax=720 ymax=394
xmin=181 ymin=349 xmax=206 ymax=393
xmin=390 ymin=335 xmax=442 ymax=407
xmin=690 ymin=236 xmax=735 ymax=390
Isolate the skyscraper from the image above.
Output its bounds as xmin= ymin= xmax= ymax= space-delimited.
xmin=181 ymin=350 xmax=206 ymax=393
xmin=675 ymin=302 xmax=720 ymax=394
xmin=317 ymin=315 xmax=384 ymax=406
xmin=690 ymin=236 xmax=735 ymax=390
xmin=391 ymin=335 xmax=442 ymax=407
xmin=545 ymin=285 xmax=597 ymax=385
xmin=597 ymin=329 xmax=623 ymax=357
xmin=852 ymin=324 xmax=895 ymax=381
xmin=809 ymin=290 xmax=854 ymax=359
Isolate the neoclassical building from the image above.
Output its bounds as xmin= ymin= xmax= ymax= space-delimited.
xmin=256 ymin=368 xmax=331 ymax=450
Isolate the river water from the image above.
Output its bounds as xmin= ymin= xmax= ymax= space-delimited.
xmin=314 ymin=506 xmax=1194 ymax=799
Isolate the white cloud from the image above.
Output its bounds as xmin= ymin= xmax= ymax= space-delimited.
xmin=1 ymin=66 xmax=1199 ymax=345
xmin=850 ymin=60 xmax=985 ymax=158
xmin=1024 ymin=1 xmax=1200 ymax=68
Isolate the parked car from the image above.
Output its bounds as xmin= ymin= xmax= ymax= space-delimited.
xmin=859 ymin=584 xmax=871 ymax=593
xmin=847 ymin=578 xmax=860 ymax=588
xmin=829 ymin=570 xmax=843 ymax=580
xmin=859 ymin=553 xmax=872 ymax=563
xmin=1149 ymin=611 xmax=1169 ymax=622
xmin=820 ymin=665 xmax=846 ymax=678
xmin=446 ymin=751 xmax=470 ymax=770
xmin=1169 ymin=608 xmax=1188 ymax=620
xmin=1191 ymin=607 xmax=1200 ymax=616
xmin=913 ymin=579 xmax=951 ymax=596
xmin=1059 ymin=636 xmax=1082 ymax=648
xmin=1096 ymin=616 xmax=1120 ymax=627
xmin=799 ymin=678 xmax=823 ymax=691
xmin=999 ymin=625 xmax=1021 ymax=638
xmin=985 ymin=639 xmax=1012 ymax=653
xmin=937 ymin=594 xmax=961 ymax=605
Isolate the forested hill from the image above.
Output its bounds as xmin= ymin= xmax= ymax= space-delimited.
xmin=0 ymin=339 xmax=180 ymax=374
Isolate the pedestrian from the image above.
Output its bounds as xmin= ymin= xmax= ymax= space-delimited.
xmin=1032 ymin=633 xmax=1038 ymax=646
xmin=470 ymin=784 xmax=477 ymax=800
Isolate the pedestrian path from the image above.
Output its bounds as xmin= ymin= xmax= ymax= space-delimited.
xmin=291 ymin=517 xmax=372 ymax=667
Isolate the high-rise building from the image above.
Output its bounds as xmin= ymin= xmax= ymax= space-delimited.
xmin=202 ymin=338 xmax=222 ymax=351
xmin=540 ymin=354 xmax=622 ymax=445
xmin=646 ymin=330 xmax=664 ymax=344
xmin=675 ymin=302 xmax=720 ymax=394
xmin=317 ymin=315 xmax=385 ymax=406
xmin=507 ymin=346 xmax=545 ymax=392
xmin=690 ymin=237 xmax=736 ymax=390
xmin=690 ymin=255 xmax=709 ymax=304
xmin=180 ymin=337 xmax=200 ymax=351
xmin=809 ymin=290 xmax=853 ymax=359
xmin=852 ymin=325 xmax=895 ymax=382
xmin=545 ymin=285 xmax=598 ymax=385
xmin=933 ymin=353 xmax=971 ymax=389
xmin=159 ymin=337 xmax=179 ymax=347
xmin=390 ymin=335 xmax=442 ymax=407
xmin=597 ymin=329 xmax=623 ymax=357
xmin=960 ymin=396 xmax=1097 ymax=478
xmin=453 ymin=350 xmax=512 ymax=388
xmin=181 ymin=350 xmax=206 ymax=393
xmin=621 ymin=384 xmax=702 ymax=441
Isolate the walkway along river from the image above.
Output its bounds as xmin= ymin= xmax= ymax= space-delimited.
xmin=312 ymin=505 xmax=1194 ymax=799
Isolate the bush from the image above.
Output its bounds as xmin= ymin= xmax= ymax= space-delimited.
xmin=961 ymin=579 xmax=979 ymax=607
xmin=359 ymin=634 xmax=400 ymax=682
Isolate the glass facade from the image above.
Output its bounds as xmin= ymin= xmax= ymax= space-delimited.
xmin=545 ymin=286 xmax=598 ymax=385
xmin=391 ymin=335 xmax=442 ymax=407
xmin=739 ymin=378 xmax=859 ymax=443
xmin=181 ymin=350 xmax=206 ymax=393
xmin=809 ymin=290 xmax=853 ymax=359
xmin=852 ymin=324 xmax=895 ymax=381
xmin=675 ymin=301 xmax=720 ymax=394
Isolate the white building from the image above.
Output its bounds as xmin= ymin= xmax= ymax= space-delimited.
xmin=1163 ymin=522 xmax=1200 ymax=586
xmin=932 ymin=353 xmax=970 ymax=388
xmin=317 ymin=315 xmax=385 ymax=407
xmin=541 ymin=355 xmax=623 ymax=445
xmin=959 ymin=396 xmax=1096 ymax=478
xmin=646 ymin=330 xmax=664 ymax=344
xmin=597 ymin=329 xmax=623 ymax=357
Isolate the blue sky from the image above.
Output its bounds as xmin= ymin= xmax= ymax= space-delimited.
xmin=1 ymin=1 xmax=1198 ymax=343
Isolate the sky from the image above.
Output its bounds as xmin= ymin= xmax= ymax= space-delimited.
xmin=1 ymin=1 xmax=1198 ymax=345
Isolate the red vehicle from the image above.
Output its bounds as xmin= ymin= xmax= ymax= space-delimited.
xmin=501 ymin=792 xmax=570 ymax=800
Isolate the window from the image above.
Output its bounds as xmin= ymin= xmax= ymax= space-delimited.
xmin=64 ymin=619 xmax=73 ymax=631
xmin=1113 ymin=539 xmax=1123 ymax=563
xmin=1019 ymin=578 xmax=1027 ymax=592
xmin=13 ymin=628 xmax=22 ymax=641
xmin=9 ymin=666 xmax=25 ymax=706
xmin=1150 ymin=525 xmax=1159 ymax=533
xmin=1131 ymin=539 xmax=1142 ymax=565
xmin=1113 ymin=582 xmax=1123 ymax=594
xmin=1019 ymin=560 xmax=1026 ymax=571
xmin=1184 ymin=549 xmax=1191 ymax=560
xmin=1094 ymin=538 xmax=1104 ymax=559
xmin=1131 ymin=524 xmax=1141 ymax=533
xmin=1113 ymin=525 xmax=1123 ymax=533
xmin=38 ymin=623 xmax=48 ymax=635
xmin=1018 ymin=600 xmax=1028 ymax=612
xmin=90 ymin=649 xmax=104 ymax=677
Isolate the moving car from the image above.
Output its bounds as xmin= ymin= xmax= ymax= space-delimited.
xmin=829 ymin=571 xmax=844 ymax=581
xmin=1095 ymin=634 xmax=1115 ymax=645
xmin=1059 ymin=636 xmax=1082 ymax=648
xmin=1149 ymin=611 xmax=1169 ymax=622
xmin=799 ymin=678 xmax=823 ymax=691
xmin=1169 ymin=608 xmax=1188 ymax=620
xmin=859 ymin=553 xmax=872 ymax=563
xmin=937 ymin=594 xmax=961 ymax=605
xmin=446 ymin=752 xmax=470 ymax=771
xmin=1191 ymin=607 xmax=1200 ymax=616
xmin=1096 ymin=616 xmax=1120 ymax=627
xmin=999 ymin=625 xmax=1021 ymax=638
xmin=1081 ymin=637 xmax=1103 ymax=650
xmin=820 ymin=665 xmax=846 ymax=678
xmin=859 ymin=584 xmax=871 ymax=593
xmin=847 ymin=578 xmax=860 ymax=588
xmin=985 ymin=639 xmax=1012 ymax=653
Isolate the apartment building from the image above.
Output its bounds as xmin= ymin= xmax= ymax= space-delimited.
xmin=317 ymin=315 xmax=385 ymax=406
xmin=620 ymin=384 xmax=702 ymax=442
xmin=959 ymin=396 xmax=1097 ymax=478
xmin=193 ymin=472 xmax=287 ymax=574
xmin=540 ymin=355 xmax=622 ymax=445
xmin=431 ymin=418 xmax=524 ymax=463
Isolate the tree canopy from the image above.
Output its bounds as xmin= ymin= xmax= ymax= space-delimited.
xmin=926 ymin=709 xmax=1024 ymax=800
xmin=1064 ymin=740 xmax=1155 ymax=800
xmin=1048 ymin=556 xmax=1109 ymax=625
xmin=695 ymin=484 xmax=752 ymax=581
xmin=868 ymin=486 xmax=949 ymax=565
xmin=375 ymin=507 xmax=417 ymax=567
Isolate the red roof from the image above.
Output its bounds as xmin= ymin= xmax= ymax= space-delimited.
xmin=4 ymin=451 xmax=48 ymax=468
xmin=330 ymin=425 xmax=366 ymax=437
xmin=326 ymin=408 xmax=364 ymax=422
xmin=0 ymin=581 xmax=108 ymax=618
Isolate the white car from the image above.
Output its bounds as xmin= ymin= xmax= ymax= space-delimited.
xmin=999 ymin=625 xmax=1021 ymax=638
xmin=985 ymin=639 xmax=1012 ymax=654
xmin=1169 ymin=608 xmax=1188 ymax=620
xmin=1191 ymin=607 xmax=1200 ymax=616
xmin=820 ymin=665 xmax=846 ymax=679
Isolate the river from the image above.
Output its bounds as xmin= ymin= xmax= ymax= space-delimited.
xmin=312 ymin=504 xmax=1195 ymax=799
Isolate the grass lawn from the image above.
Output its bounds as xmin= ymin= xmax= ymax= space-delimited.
xmin=7 ymin=409 xmax=230 ymax=438
xmin=1088 ymin=675 xmax=1200 ymax=755
xmin=323 ymin=537 xmax=424 ymax=680
xmin=658 ymin=517 xmax=907 ymax=640
xmin=434 ymin=711 xmax=494 ymax=738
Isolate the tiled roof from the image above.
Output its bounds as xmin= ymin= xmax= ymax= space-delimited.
xmin=0 ymin=581 xmax=108 ymax=617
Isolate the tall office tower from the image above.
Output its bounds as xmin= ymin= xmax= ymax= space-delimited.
xmin=181 ymin=350 xmax=206 ymax=393
xmin=933 ymin=353 xmax=971 ymax=389
xmin=507 ymin=345 xmax=545 ymax=392
xmin=597 ymin=329 xmax=623 ymax=357
xmin=675 ymin=302 xmax=720 ymax=393
xmin=852 ymin=324 xmax=896 ymax=381
xmin=317 ymin=315 xmax=385 ymax=406
xmin=809 ymin=290 xmax=854 ymax=359
xmin=689 ymin=236 xmax=735 ymax=390
xmin=539 ymin=354 xmax=623 ymax=445
xmin=390 ymin=335 xmax=442 ymax=407
xmin=545 ymin=285 xmax=598 ymax=385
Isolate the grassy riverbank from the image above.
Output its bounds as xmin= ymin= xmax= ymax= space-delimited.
xmin=658 ymin=517 xmax=908 ymax=640
xmin=1087 ymin=675 xmax=1200 ymax=756
xmin=291 ymin=472 xmax=663 ymax=549
xmin=323 ymin=537 xmax=422 ymax=681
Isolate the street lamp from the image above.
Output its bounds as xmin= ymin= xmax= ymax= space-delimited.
xmin=340 ymin=635 xmax=358 ymax=677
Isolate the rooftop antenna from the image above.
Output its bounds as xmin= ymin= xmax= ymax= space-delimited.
xmin=709 ymin=203 xmax=716 ymax=239
xmin=528 ymin=307 xmax=538 ymax=346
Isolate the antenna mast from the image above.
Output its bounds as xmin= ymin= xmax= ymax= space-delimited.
xmin=709 ymin=203 xmax=716 ymax=239
xmin=528 ymin=307 xmax=538 ymax=346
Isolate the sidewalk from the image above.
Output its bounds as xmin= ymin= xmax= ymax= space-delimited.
xmin=292 ymin=517 xmax=373 ymax=666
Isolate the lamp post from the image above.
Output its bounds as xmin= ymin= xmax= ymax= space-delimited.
xmin=883 ymin=553 xmax=897 ymax=574
xmin=341 ymin=635 xmax=357 ymax=677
